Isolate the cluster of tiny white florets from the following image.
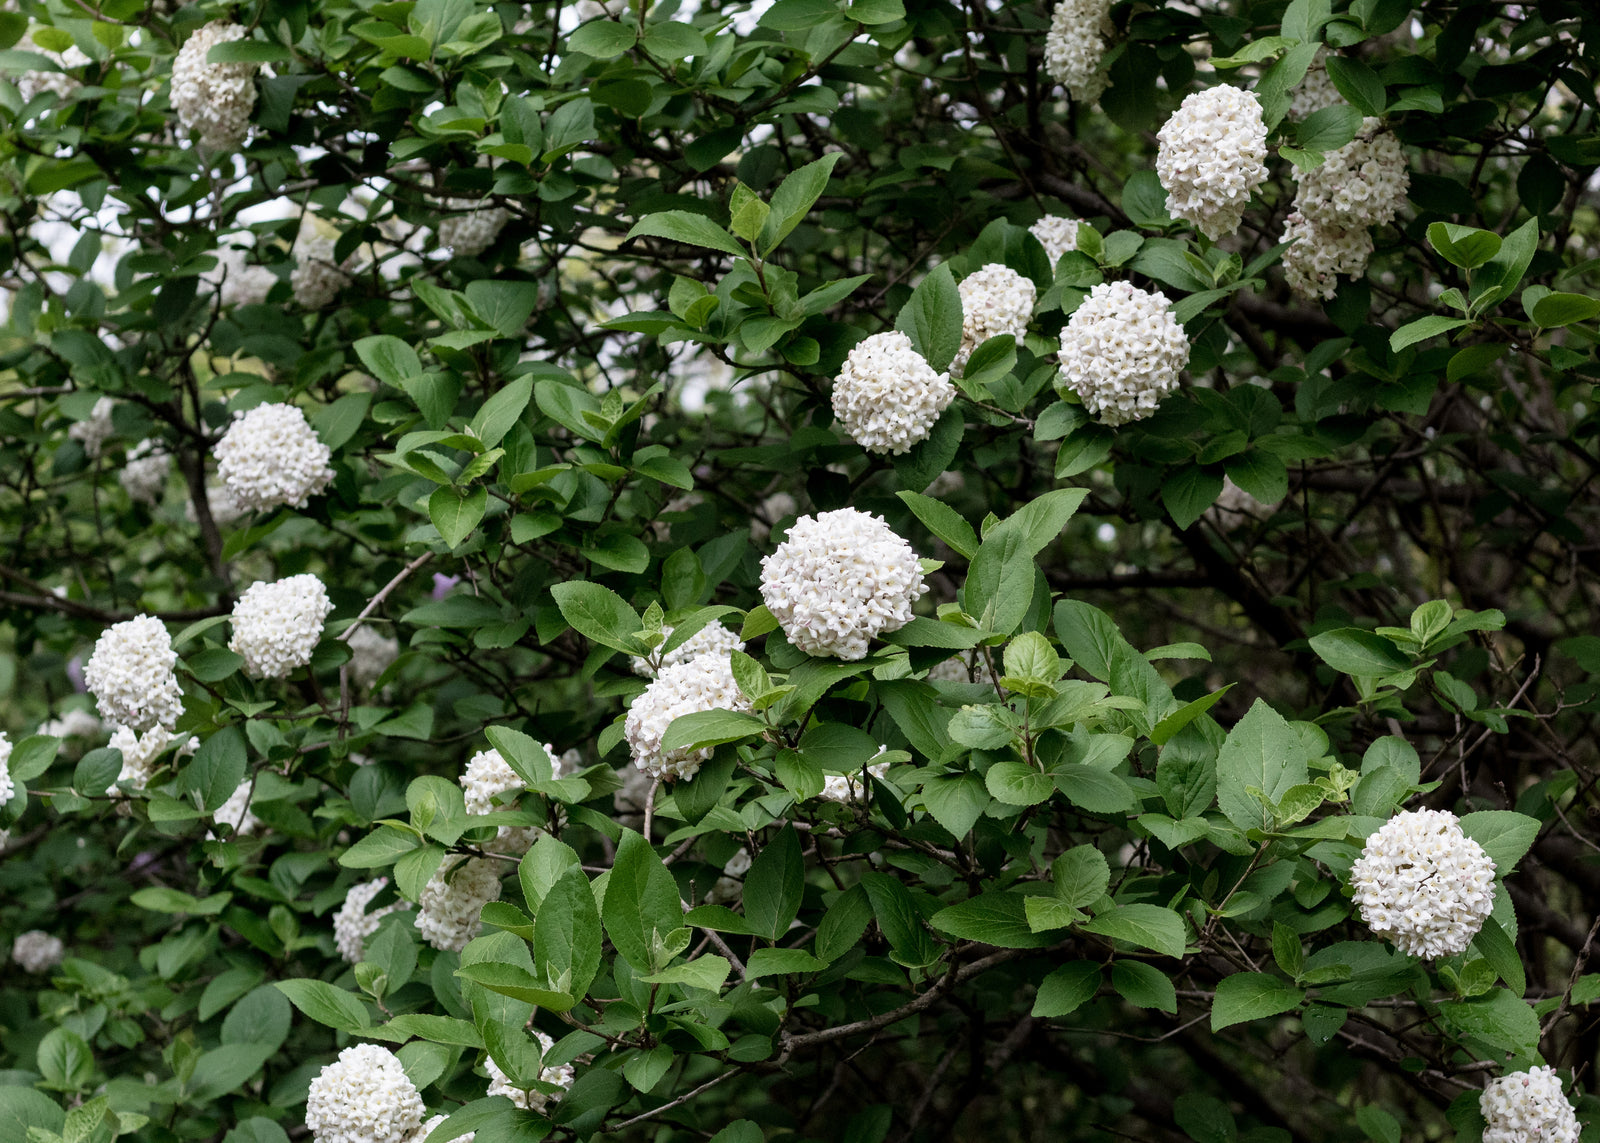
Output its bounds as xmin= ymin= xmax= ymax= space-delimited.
xmin=484 ymin=1034 xmax=574 ymax=1113
xmin=84 ymin=614 xmax=185 ymax=732
xmin=704 ymin=847 xmax=751 ymax=905
xmin=630 ymin=622 xmax=745 ymax=678
xmin=171 ymin=21 xmax=257 ymax=150
xmin=229 ymin=574 xmax=334 ymax=678
xmin=212 ymin=779 xmax=262 ymax=838
xmin=1349 ymin=808 xmax=1496 ymax=958
xmin=410 ymin=1116 xmax=472 ymax=1143
xmin=291 ymin=224 xmax=354 ymax=309
xmin=333 ymin=877 xmax=409 ymax=964
xmin=1280 ymin=210 xmax=1374 ymax=300
xmin=17 ymin=42 xmax=90 ymax=105
xmin=953 ymin=264 xmax=1036 ymax=377
xmin=68 ymin=397 xmax=115 ymax=459
xmin=415 ymin=856 xmax=502 ymax=952
xmin=926 ymin=653 xmax=976 ymax=683
xmin=121 ymin=439 xmax=170 ymax=505
xmin=11 ymin=930 xmax=64 ymax=973
xmin=760 ymin=509 xmax=926 ymax=660
xmin=1057 ymin=281 xmax=1191 ymax=426
xmin=0 ymin=734 xmax=13 ymax=808
xmin=438 ymin=202 xmax=510 ymax=258
xmin=459 ymin=745 xmax=558 ymax=854
xmin=1043 ymin=0 xmax=1113 ymax=103
xmin=215 ymin=402 xmax=335 ymax=511
xmin=306 ymin=1043 xmax=425 ymax=1143
xmin=1480 ymin=1067 xmax=1581 ymax=1143
xmin=820 ymin=750 xmax=891 ymax=803
xmin=185 ymin=480 xmax=249 ymax=528
xmin=208 ymin=244 xmax=277 ymax=308
xmin=1156 ymin=85 xmax=1269 ymax=240
xmin=347 ymin=625 xmax=401 ymax=690
xmin=625 ymin=653 xmax=751 ymax=782
xmin=1291 ymin=118 xmax=1410 ymax=229
xmin=1288 ymin=49 xmax=1344 ymax=120
xmin=39 ymin=707 xmax=103 ymax=749
xmin=106 ymin=725 xmax=191 ymax=796
xmin=1031 ymin=216 xmax=1081 ymax=266
xmin=831 ymin=331 xmax=955 ymax=455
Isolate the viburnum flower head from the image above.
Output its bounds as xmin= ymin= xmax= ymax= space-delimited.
xmin=458 ymin=743 xmax=563 ymax=854
xmin=631 ymin=621 xmax=744 ymax=678
xmin=306 ymin=1043 xmax=425 ymax=1143
xmin=625 ymin=652 xmax=752 ymax=782
xmin=1030 ymin=216 xmax=1081 ymax=267
xmin=120 ymin=439 xmax=170 ymax=505
xmin=84 ymin=614 xmax=185 ymax=731
xmin=485 ymin=1033 xmax=574 ymax=1114
xmin=214 ymin=402 xmax=335 ymax=511
xmin=212 ymin=779 xmax=261 ymax=838
xmin=17 ymin=41 xmax=91 ymax=106
xmin=334 ymin=878 xmax=409 ymax=964
xmin=171 ymin=21 xmax=258 ymax=151
xmin=0 ymin=733 xmax=13 ymax=808
xmin=1044 ymin=0 xmax=1113 ymax=103
xmin=347 ymin=624 xmax=401 ymax=690
xmin=1280 ymin=211 xmax=1374 ymax=300
xmin=760 ymin=508 xmax=927 ymax=660
xmin=1056 ymin=281 xmax=1190 ymax=427
xmin=1480 ymin=1066 xmax=1580 ymax=1143
xmin=11 ymin=930 xmax=64 ymax=974
xmin=415 ymin=856 xmax=502 ymax=952
xmin=1156 ymin=85 xmax=1269 ymax=240
xmin=291 ymin=220 xmax=353 ymax=309
xmin=106 ymin=725 xmax=192 ymax=796
xmin=1291 ymin=117 xmax=1410 ymax=229
xmin=438 ymin=201 xmax=510 ymax=258
xmin=820 ymin=749 xmax=891 ymax=803
xmin=207 ymin=243 xmax=277 ymax=308
xmin=68 ymin=397 xmax=115 ymax=459
xmin=953 ymin=264 xmax=1036 ymax=377
xmin=1289 ymin=48 xmax=1344 ymax=120
xmin=1349 ymin=808 xmax=1496 ymax=958
xmin=229 ymin=574 xmax=334 ymax=678
xmin=831 ymin=331 xmax=955 ymax=455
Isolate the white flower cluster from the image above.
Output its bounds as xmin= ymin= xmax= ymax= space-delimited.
xmin=631 ymin=622 xmax=744 ymax=678
xmin=306 ymin=1044 xmax=425 ymax=1143
xmin=459 ymin=745 xmax=561 ymax=854
xmin=171 ymin=21 xmax=257 ymax=150
xmin=17 ymin=43 xmax=90 ymax=106
xmin=820 ymin=751 xmax=891 ymax=803
xmin=484 ymin=1034 xmax=574 ymax=1114
xmin=1289 ymin=49 xmax=1344 ymax=120
xmin=11 ymin=930 xmax=64 ymax=973
xmin=1279 ymin=211 xmax=1374 ymax=300
xmin=1155 ymin=85 xmax=1269 ymax=240
xmin=1043 ymin=0 xmax=1113 ymax=103
xmin=438 ymin=202 xmax=510 ymax=258
xmin=106 ymin=725 xmax=191 ymax=796
xmin=1292 ymin=118 xmax=1409 ymax=230
xmin=415 ymin=856 xmax=502 ymax=952
xmin=953 ymin=265 xmax=1036 ymax=377
xmin=39 ymin=707 xmax=103 ymax=748
xmin=1480 ymin=1067 xmax=1581 ymax=1143
xmin=1349 ymin=808 xmax=1495 ymax=958
xmin=704 ymin=847 xmax=751 ymax=905
xmin=831 ymin=331 xmax=955 ymax=455
xmin=68 ymin=397 xmax=115 ymax=459
xmin=229 ymin=574 xmax=334 ymax=678
xmin=1031 ymin=216 xmax=1081 ymax=266
xmin=625 ymin=652 xmax=751 ymax=782
xmin=207 ymin=244 xmax=277 ymax=308
xmin=926 ymin=652 xmax=976 ymax=683
xmin=85 ymin=614 xmax=185 ymax=732
xmin=1057 ymin=281 xmax=1190 ymax=426
xmin=334 ymin=878 xmax=409 ymax=964
xmin=291 ymin=224 xmax=354 ymax=309
xmin=760 ymin=508 xmax=926 ymax=660
xmin=215 ymin=402 xmax=335 ymax=511
xmin=213 ymin=779 xmax=262 ymax=838
xmin=347 ymin=625 xmax=400 ymax=690
xmin=0 ymin=734 xmax=13 ymax=808
xmin=120 ymin=439 xmax=170 ymax=505
xmin=411 ymin=1116 xmax=471 ymax=1143
xmin=185 ymin=480 xmax=249 ymax=528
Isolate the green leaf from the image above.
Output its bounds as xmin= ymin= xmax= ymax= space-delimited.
xmin=860 ymin=873 xmax=939 ymax=966
xmin=1210 ymin=972 xmax=1305 ymax=1031
xmin=1032 ymin=961 xmax=1101 ymax=1017
xmin=274 ymin=979 xmax=372 ymax=1032
xmin=745 ymin=948 xmax=828 ymax=978
xmin=1052 ymin=846 xmax=1110 ymax=908
xmin=470 ymin=377 xmax=533 ymax=449
xmin=896 ymin=491 xmax=978 ymax=559
xmin=1296 ymin=104 xmax=1363 ymax=152
xmin=1110 ymin=961 xmax=1176 ymax=1013
xmin=1215 ymin=699 xmax=1310 ymax=832
xmin=1324 ymin=55 xmax=1385 ymax=116
xmin=895 ymin=263 xmax=963 ymax=374
xmin=626 ymin=211 xmax=747 ymax=259
xmin=1530 ymin=291 xmax=1600 ymax=328
xmin=1472 ymin=916 xmax=1526 ymax=997
xmin=743 ymin=825 xmax=803 ymax=941
xmin=182 ymin=725 xmax=247 ymax=814
xmin=355 ymin=335 xmax=422 ymax=387
xmin=621 ymin=1045 xmax=674 ymax=1093
xmin=759 ymin=152 xmax=845 ymax=256
xmin=1225 ymin=451 xmax=1288 ymax=506
xmin=918 ymin=772 xmax=990 ymax=838
xmin=1459 ymin=810 xmax=1540 ymax=874
xmin=429 ymin=485 xmax=488 ymax=549
xmin=1053 ymin=766 xmax=1137 ymax=814
xmin=1080 ymin=903 xmax=1186 ymax=960
xmin=1162 ymin=465 xmax=1222 ymax=530
xmin=1390 ymin=315 xmax=1470 ymax=352
xmin=659 ymin=709 xmax=765 ymax=754
xmin=535 ymin=868 xmax=603 ymax=1003
xmin=816 ymin=884 xmax=873 ymax=962
xmin=1121 ymin=169 xmax=1172 ymax=230
xmin=1308 ymin=629 xmax=1410 ymax=677
xmin=1428 ymin=222 xmax=1502 ymax=270
xmin=1150 ymin=685 xmax=1233 ymax=747
xmin=453 ymin=961 xmax=573 ymax=1011
xmin=602 ymin=829 xmax=683 ymax=973
xmin=568 ymin=20 xmax=637 ymax=58
xmin=340 ymin=825 xmax=422 ymax=869
xmin=36 ymin=1029 xmax=92 ymax=1092
xmin=930 ymin=891 xmax=1058 ymax=949
xmin=0 ymin=1086 xmax=66 ymax=1143
xmin=641 ymin=955 xmax=730 ymax=990
xmin=985 ymin=761 xmax=1056 ymax=806
xmin=550 ymin=581 xmax=644 ymax=656
xmin=1437 ymin=988 xmax=1540 ymax=1056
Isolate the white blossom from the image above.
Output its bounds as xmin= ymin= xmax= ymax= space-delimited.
xmin=215 ymin=402 xmax=335 ymax=511
xmin=212 ymin=779 xmax=262 ymax=838
xmin=68 ymin=397 xmax=115 ymax=459
xmin=631 ymin=622 xmax=745 ymax=678
xmin=1031 ymin=216 xmax=1081 ymax=267
xmin=1480 ymin=1066 xmax=1581 ymax=1143
xmin=1349 ymin=808 xmax=1496 ymax=958
xmin=415 ymin=856 xmax=502 ymax=952
xmin=185 ymin=480 xmax=249 ymax=528
xmin=0 ymin=733 xmax=13 ymax=808
xmin=1291 ymin=118 xmax=1410 ymax=229
xmin=291 ymin=221 xmax=354 ymax=308
xmin=438 ymin=202 xmax=510 ymax=258
xmin=831 ymin=331 xmax=955 ymax=455
xmin=408 ymin=1116 xmax=472 ymax=1143
xmin=625 ymin=652 xmax=751 ymax=782
xmin=206 ymin=244 xmax=277 ymax=308
xmin=704 ymin=847 xmax=751 ymax=905
xmin=760 ymin=508 xmax=927 ymax=661
xmin=106 ymin=724 xmax=191 ymax=796
xmin=171 ymin=21 xmax=257 ymax=150
xmin=484 ymin=1034 xmax=574 ymax=1114
xmin=1156 ymin=85 xmax=1269 ymax=240
xmin=820 ymin=750 xmax=891 ymax=803
xmin=954 ymin=264 xmax=1036 ymax=377
xmin=11 ymin=930 xmax=64 ymax=973
xmin=38 ymin=707 xmax=103 ymax=749
xmin=1280 ymin=210 xmax=1374 ymax=300
xmin=120 ymin=439 xmax=170 ymax=505
xmin=1044 ymin=0 xmax=1113 ymax=103
xmin=347 ymin=625 xmax=400 ymax=690
xmin=17 ymin=43 xmax=89 ymax=105
xmin=1056 ymin=281 xmax=1190 ymax=426
xmin=1289 ymin=50 xmax=1345 ymax=120
xmin=229 ymin=573 xmax=334 ymax=679
xmin=334 ymin=878 xmax=409 ymax=964
xmin=458 ymin=745 xmax=554 ymax=855
xmin=85 ymin=614 xmax=185 ymax=731
xmin=306 ymin=1044 xmax=425 ymax=1143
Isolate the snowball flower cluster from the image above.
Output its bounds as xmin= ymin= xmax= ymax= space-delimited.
xmin=438 ymin=202 xmax=510 ymax=258
xmin=760 ymin=508 xmax=927 ymax=660
xmin=120 ymin=439 xmax=170 ymax=505
xmin=625 ymin=652 xmax=751 ymax=782
xmin=171 ymin=21 xmax=257 ymax=150
xmin=347 ymin=625 xmax=400 ymax=690
xmin=106 ymin=725 xmax=191 ymax=796
xmin=212 ymin=779 xmax=261 ymax=838
xmin=207 ymin=244 xmax=277 ymax=308
xmin=1043 ymin=0 xmax=1113 ymax=103
xmin=1279 ymin=211 xmax=1374 ymax=300
xmin=1156 ymin=85 xmax=1268 ymax=240
xmin=38 ymin=707 xmax=103 ymax=748
xmin=484 ymin=1034 xmax=574 ymax=1113
xmin=334 ymin=878 xmax=409 ymax=964
xmin=85 ymin=614 xmax=185 ymax=731
xmin=1289 ymin=49 xmax=1344 ymax=120
xmin=1349 ymin=808 xmax=1495 ymax=958
xmin=291 ymin=223 xmax=354 ymax=309
xmin=459 ymin=745 xmax=562 ymax=854
xmin=1031 ymin=216 xmax=1081 ymax=267
xmin=185 ymin=480 xmax=248 ymax=528
xmin=68 ymin=397 xmax=115 ymax=459
xmin=1480 ymin=1067 xmax=1580 ymax=1143
xmin=831 ymin=331 xmax=955 ymax=455
xmin=953 ymin=265 xmax=1036 ymax=377
xmin=215 ymin=402 xmax=335 ymax=511
xmin=17 ymin=43 xmax=90 ymax=106
xmin=0 ymin=734 xmax=13 ymax=808
xmin=11 ymin=930 xmax=64 ymax=974
xmin=229 ymin=574 xmax=334 ymax=678
xmin=631 ymin=622 xmax=744 ymax=677
xmin=415 ymin=856 xmax=502 ymax=952
xmin=820 ymin=750 xmax=891 ymax=803
xmin=306 ymin=1044 xmax=425 ymax=1143
xmin=1291 ymin=118 xmax=1409 ymax=229
xmin=1056 ymin=281 xmax=1190 ymax=426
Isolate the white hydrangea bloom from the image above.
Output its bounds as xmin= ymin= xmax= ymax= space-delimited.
xmin=625 ymin=652 xmax=751 ymax=783
xmin=68 ymin=397 xmax=115 ymax=459
xmin=212 ymin=779 xmax=262 ymax=838
xmin=1031 ymin=216 xmax=1081 ymax=266
xmin=1280 ymin=210 xmax=1374 ymax=300
xmin=953 ymin=264 xmax=1036 ymax=377
xmin=171 ymin=21 xmax=257 ymax=150
xmin=184 ymin=480 xmax=249 ymax=528
xmin=214 ymin=402 xmax=335 ymax=511
xmin=631 ymin=622 xmax=745 ymax=678
xmin=120 ymin=439 xmax=170 ymax=505
xmin=484 ymin=1034 xmax=575 ymax=1114
xmin=415 ymin=856 xmax=503 ymax=952
xmin=1289 ymin=50 xmax=1345 ymax=120
xmin=106 ymin=724 xmax=191 ymax=796
xmin=408 ymin=1116 xmax=472 ymax=1143
xmin=84 ymin=615 xmax=185 ymax=731
xmin=1043 ymin=0 xmax=1113 ymax=103
xmin=438 ymin=202 xmax=511 ymax=257
xmin=1155 ymin=85 xmax=1269 ymax=240
xmin=229 ymin=573 xmax=334 ymax=678
xmin=1480 ymin=1067 xmax=1581 ymax=1143
xmin=1056 ymin=281 xmax=1190 ymax=427
xmin=11 ymin=930 xmax=64 ymax=973
xmin=306 ymin=1044 xmax=425 ymax=1143
xmin=820 ymin=751 xmax=891 ymax=803
xmin=17 ymin=43 xmax=89 ymax=105
xmin=334 ymin=878 xmax=409 ymax=964
xmin=348 ymin=625 xmax=400 ymax=690
xmin=831 ymin=331 xmax=955 ymax=455
xmin=1349 ymin=808 xmax=1496 ymax=958
xmin=0 ymin=734 xmax=13 ymax=808
xmin=291 ymin=222 xmax=354 ymax=308
xmin=1291 ymin=118 xmax=1410 ymax=229
xmin=207 ymin=244 xmax=277 ymax=308
xmin=760 ymin=508 xmax=926 ymax=661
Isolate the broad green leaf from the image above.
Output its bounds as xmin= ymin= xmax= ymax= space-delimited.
xmin=1215 ymin=699 xmax=1310 ymax=832
xmin=1211 ymin=972 xmax=1305 ymax=1030
xmin=1080 ymin=904 xmax=1186 ymax=959
xmin=759 ymin=152 xmax=845 ymax=255
xmin=1032 ymin=961 xmax=1101 ymax=1017
xmin=274 ymin=979 xmax=371 ymax=1032
xmin=930 ymin=891 xmax=1058 ymax=949
xmin=895 ymin=263 xmax=963 ymax=373
xmin=626 ymin=211 xmax=747 ymax=259
xmin=550 ymin=581 xmax=644 ymax=655
xmin=743 ymin=825 xmax=803 ymax=941
xmin=602 ymin=829 xmax=683 ymax=973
